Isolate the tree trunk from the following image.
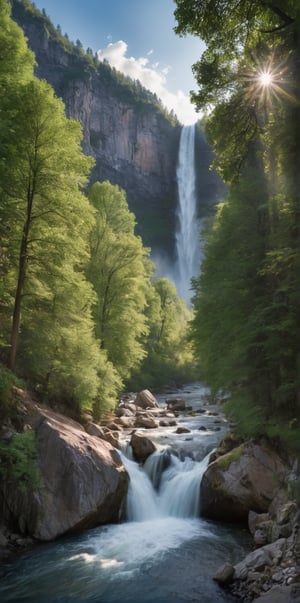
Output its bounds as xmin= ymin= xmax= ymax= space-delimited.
xmin=8 ymin=185 xmax=34 ymax=371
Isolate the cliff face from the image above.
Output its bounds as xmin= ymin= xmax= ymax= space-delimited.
xmin=12 ymin=1 xmax=180 ymax=255
xmin=12 ymin=1 xmax=225 ymax=258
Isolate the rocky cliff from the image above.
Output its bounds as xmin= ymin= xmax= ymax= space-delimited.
xmin=11 ymin=0 xmax=225 ymax=258
xmin=11 ymin=0 xmax=180 ymax=255
xmin=12 ymin=0 xmax=223 ymax=257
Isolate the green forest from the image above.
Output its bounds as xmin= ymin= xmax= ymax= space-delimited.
xmin=174 ymin=0 xmax=300 ymax=452
xmin=0 ymin=0 xmax=300 ymax=459
xmin=0 ymin=0 xmax=194 ymax=421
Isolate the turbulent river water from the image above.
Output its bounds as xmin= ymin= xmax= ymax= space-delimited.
xmin=0 ymin=383 xmax=252 ymax=603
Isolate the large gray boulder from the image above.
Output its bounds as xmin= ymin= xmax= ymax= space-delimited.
xmin=0 ymin=410 xmax=128 ymax=541
xmin=200 ymin=441 xmax=289 ymax=522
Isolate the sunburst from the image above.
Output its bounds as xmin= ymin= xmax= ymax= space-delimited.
xmin=241 ymin=53 xmax=294 ymax=112
xmin=257 ymin=70 xmax=273 ymax=87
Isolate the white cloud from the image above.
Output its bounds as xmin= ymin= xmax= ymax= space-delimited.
xmin=97 ymin=40 xmax=198 ymax=125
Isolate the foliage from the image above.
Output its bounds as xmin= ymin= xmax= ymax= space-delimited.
xmin=0 ymin=365 xmax=21 ymax=420
xmin=174 ymin=1 xmax=297 ymax=109
xmin=127 ymin=278 xmax=198 ymax=390
xmin=0 ymin=73 xmax=105 ymax=412
xmin=0 ymin=431 xmax=41 ymax=491
xmin=0 ymin=0 xmax=193 ymax=422
xmin=0 ymin=0 xmax=34 ymax=91
xmin=175 ymin=0 xmax=300 ymax=451
xmin=87 ymin=181 xmax=152 ymax=381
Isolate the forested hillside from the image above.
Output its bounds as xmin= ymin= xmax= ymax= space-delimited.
xmin=0 ymin=0 xmax=196 ymax=420
xmin=174 ymin=0 xmax=300 ymax=454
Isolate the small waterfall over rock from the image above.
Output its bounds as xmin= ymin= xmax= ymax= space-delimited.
xmin=174 ymin=124 xmax=202 ymax=303
xmin=121 ymin=448 xmax=210 ymax=521
xmin=0 ymin=384 xmax=252 ymax=603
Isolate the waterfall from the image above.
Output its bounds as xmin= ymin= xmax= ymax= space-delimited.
xmin=122 ymin=455 xmax=160 ymax=521
xmin=121 ymin=449 xmax=210 ymax=521
xmin=174 ymin=124 xmax=202 ymax=302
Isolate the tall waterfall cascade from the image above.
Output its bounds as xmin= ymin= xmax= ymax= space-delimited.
xmin=174 ymin=124 xmax=203 ymax=302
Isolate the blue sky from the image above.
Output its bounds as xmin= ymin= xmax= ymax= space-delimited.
xmin=33 ymin=0 xmax=205 ymax=124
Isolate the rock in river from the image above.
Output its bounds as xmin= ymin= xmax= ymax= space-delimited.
xmin=200 ymin=441 xmax=289 ymax=522
xmin=0 ymin=410 xmax=128 ymax=541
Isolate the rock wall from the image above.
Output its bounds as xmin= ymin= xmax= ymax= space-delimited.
xmin=11 ymin=1 xmax=180 ymax=255
xmin=11 ymin=1 xmax=225 ymax=258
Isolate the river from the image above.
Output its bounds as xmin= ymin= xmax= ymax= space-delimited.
xmin=0 ymin=383 xmax=252 ymax=602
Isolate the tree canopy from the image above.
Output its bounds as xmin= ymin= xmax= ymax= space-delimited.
xmin=87 ymin=182 xmax=152 ymax=381
xmin=174 ymin=0 xmax=300 ymax=450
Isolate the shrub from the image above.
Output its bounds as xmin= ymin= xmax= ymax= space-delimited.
xmin=0 ymin=365 xmax=20 ymax=420
xmin=0 ymin=431 xmax=41 ymax=491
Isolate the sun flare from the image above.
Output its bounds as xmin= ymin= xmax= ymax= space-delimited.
xmin=258 ymin=70 xmax=273 ymax=87
xmin=241 ymin=54 xmax=292 ymax=110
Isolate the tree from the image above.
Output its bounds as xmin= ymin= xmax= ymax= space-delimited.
xmin=0 ymin=78 xmax=95 ymax=371
xmin=175 ymin=0 xmax=300 ymax=445
xmin=174 ymin=1 xmax=297 ymax=106
xmin=87 ymin=182 xmax=152 ymax=381
xmin=0 ymin=0 xmax=34 ymax=92
xmin=0 ymin=0 xmax=35 ymax=303
xmin=128 ymin=277 xmax=196 ymax=390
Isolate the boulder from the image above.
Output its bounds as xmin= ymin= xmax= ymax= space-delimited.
xmin=166 ymin=398 xmax=186 ymax=412
xmin=159 ymin=418 xmax=177 ymax=427
xmin=135 ymin=389 xmax=159 ymax=409
xmin=0 ymin=410 xmax=128 ymax=541
xmin=277 ymin=502 xmax=298 ymax=525
xmin=234 ymin=539 xmax=286 ymax=579
xmin=175 ymin=426 xmax=191 ymax=434
xmin=114 ymin=416 xmax=136 ymax=429
xmin=130 ymin=432 xmax=156 ymax=463
xmin=105 ymin=421 xmax=123 ymax=432
xmin=248 ymin=511 xmax=270 ymax=536
xmin=134 ymin=414 xmax=158 ymax=429
xmin=213 ymin=562 xmax=235 ymax=585
xmin=115 ymin=406 xmax=135 ymax=418
xmin=200 ymin=442 xmax=289 ymax=522
xmin=254 ymin=585 xmax=294 ymax=603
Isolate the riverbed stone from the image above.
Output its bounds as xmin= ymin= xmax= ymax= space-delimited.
xmin=254 ymin=585 xmax=294 ymax=602
xmin=115 ymin=406 xmax=136 ymax=418
xmin=130 ymin=432 xmax=156 ymax=462
xmin=175 ymin=426 xmax=191 ymax=434
xmin=159 ymin=418 xmax=177 ymax=427
xmin=213 ymin=562 xmax=235 ymax=584
xmin=134 ymin=414 xmax=158 ymax=429
xmin=135 ymin=389 xmax=159 ymax=409
xmin=166 ymin=398 xmax=186 ymax=412
xmin=248 ymin=510 xmax=270 ymax=535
